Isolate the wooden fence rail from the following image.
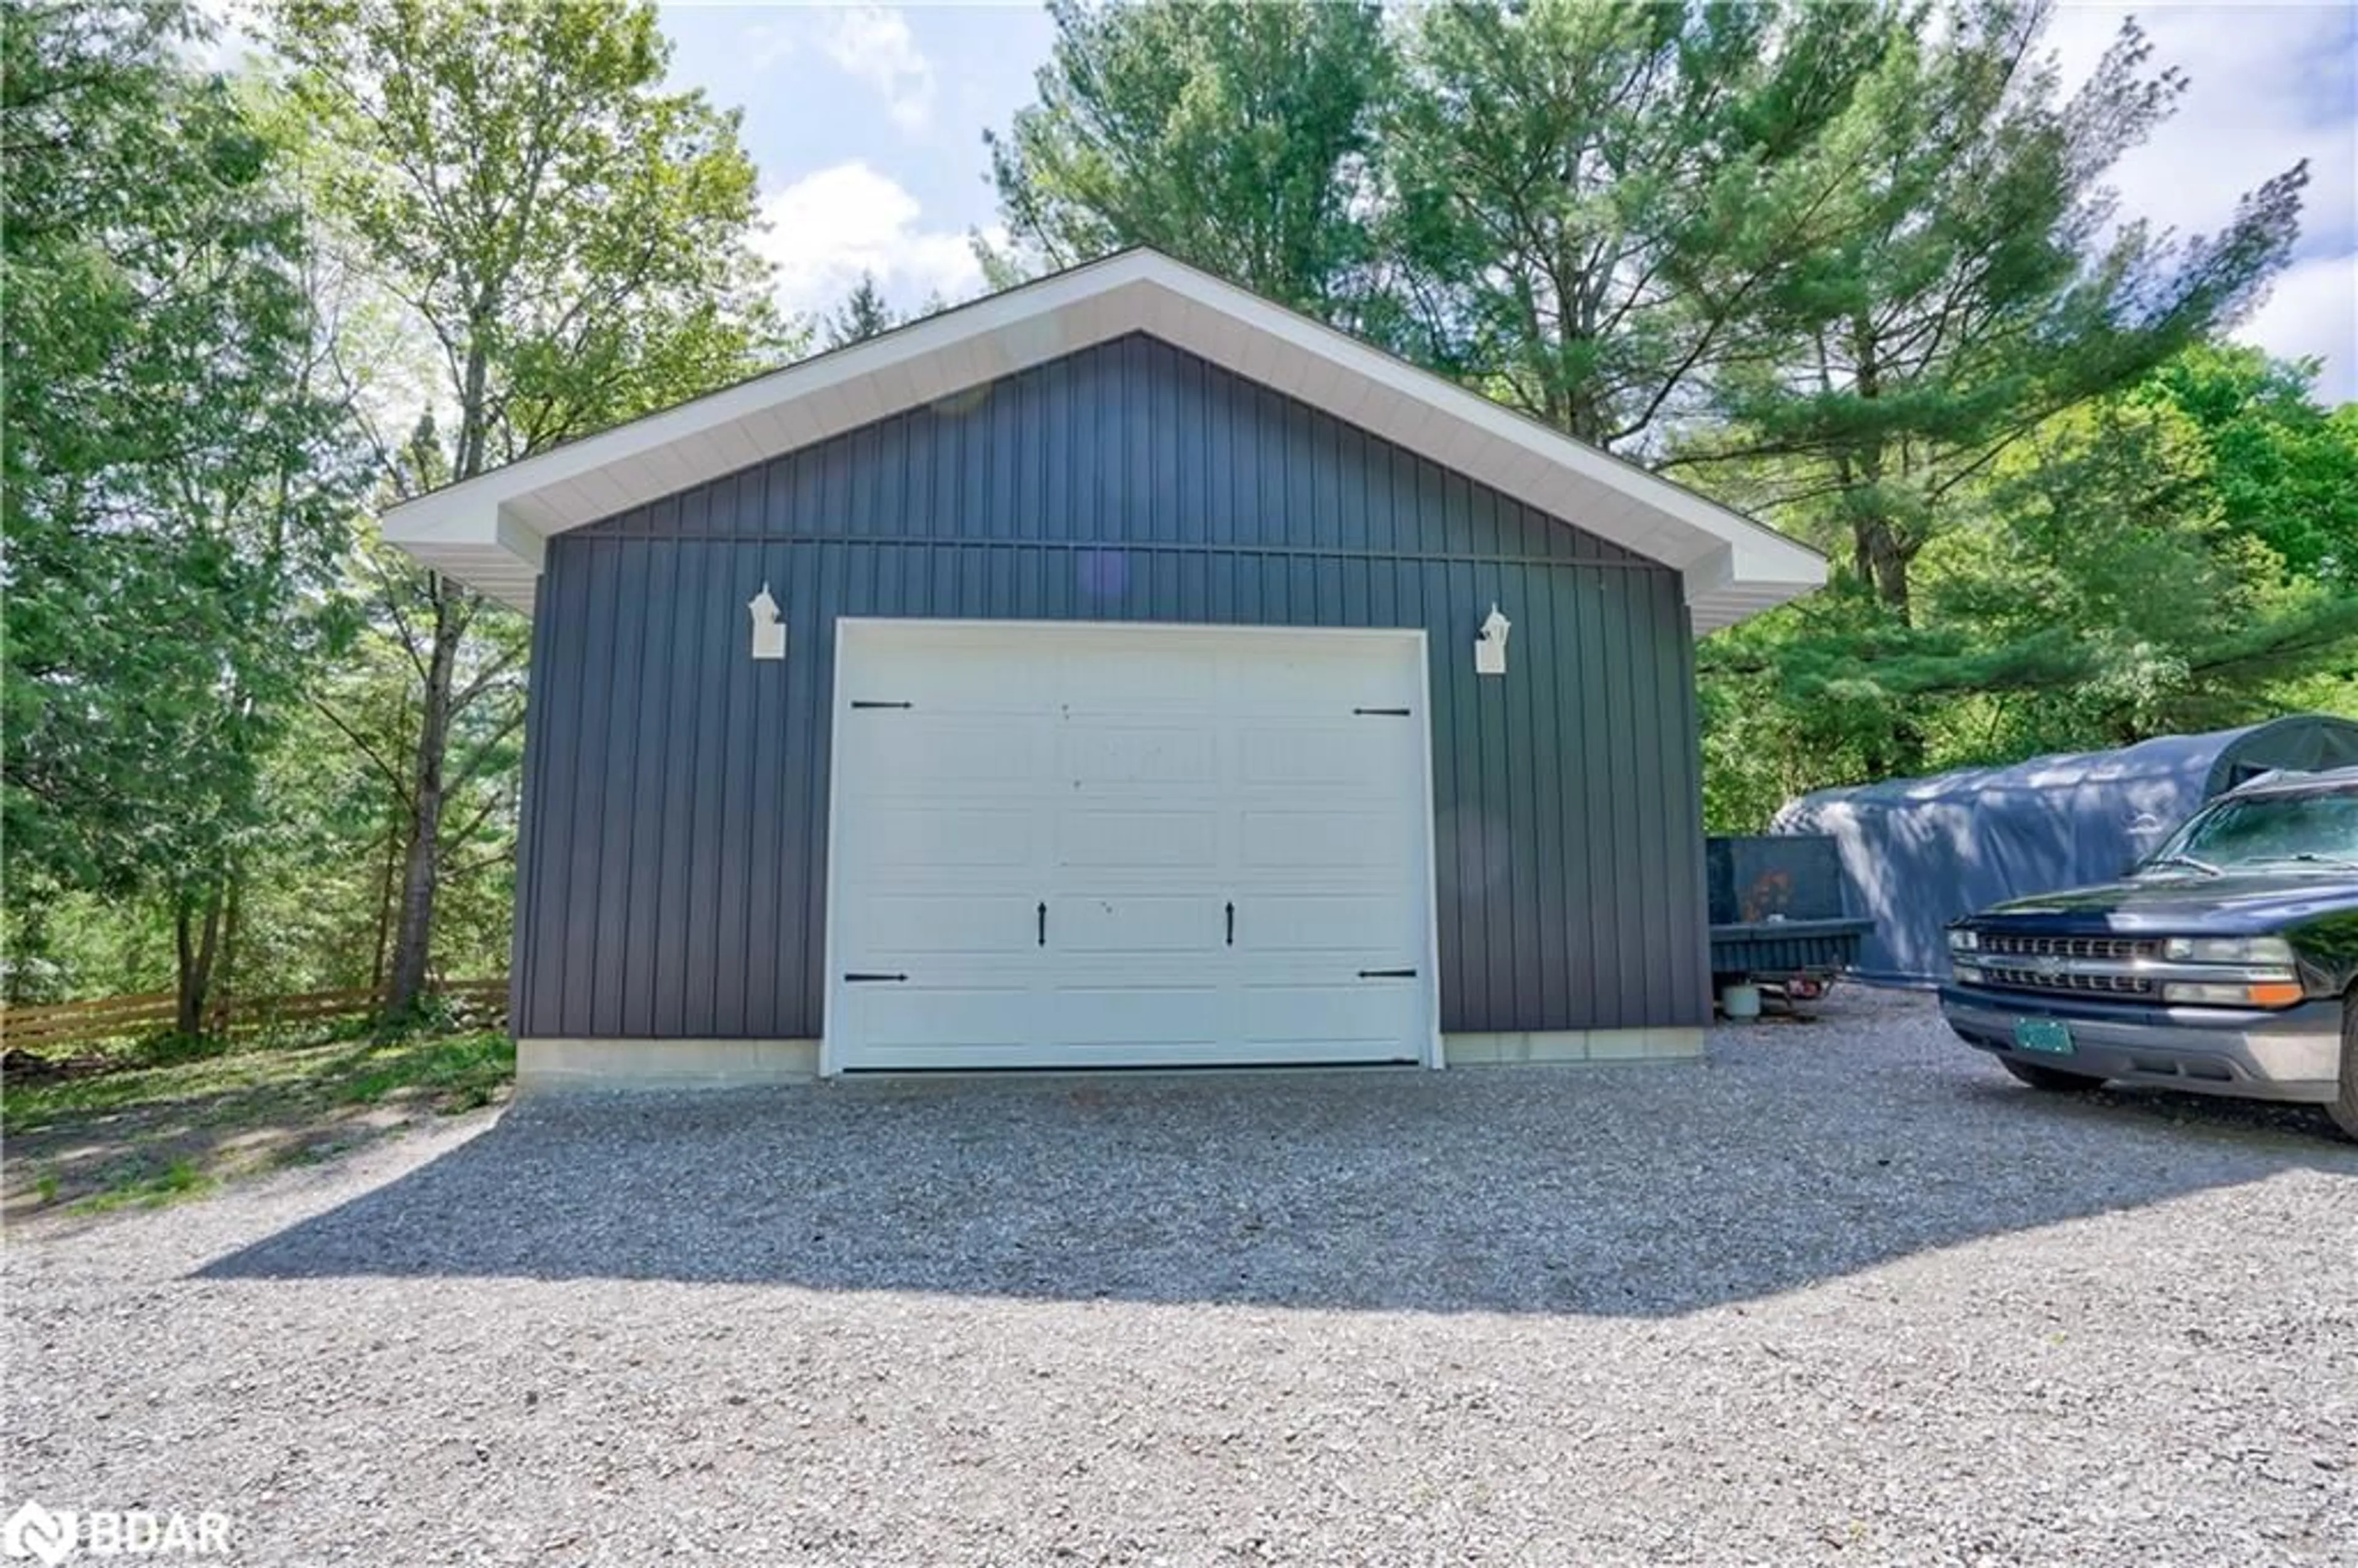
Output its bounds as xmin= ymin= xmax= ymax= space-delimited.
xmin=2 ymin=978 xmax=508 ymax=1056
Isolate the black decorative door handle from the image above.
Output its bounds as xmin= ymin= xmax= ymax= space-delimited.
xmin=1226 ymin=901 xmax=1235 ymax=946
xmin=1038 ymin=901 xmax=1047 ymax=947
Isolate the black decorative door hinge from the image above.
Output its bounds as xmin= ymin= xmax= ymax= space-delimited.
xmin=842 ymin=972 xmax=908 ymax=984
xmin=1357 ymin=968 xmax=1418 ymax=979
xmin=850 ymin=699 xmax=913 ymax=710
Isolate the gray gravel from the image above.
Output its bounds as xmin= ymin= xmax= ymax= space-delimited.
xmin=7 ymin=987 xmax=2356 ymax=1566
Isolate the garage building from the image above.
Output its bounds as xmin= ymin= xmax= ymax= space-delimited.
xmin=383 ymin=249 xmax=1825 ymax=1086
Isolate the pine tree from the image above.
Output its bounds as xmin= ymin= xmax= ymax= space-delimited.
xmin=825 ymin=273 xmax=897 ymax=347
xmin=984 ymin=0 xmax=1391 ymax=319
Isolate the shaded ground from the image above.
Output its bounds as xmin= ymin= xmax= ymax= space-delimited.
xmin=6 ymin=989 xmax=2354 ymax=1564
xmin=1 ymin=1030 xmax=511 ymax=1219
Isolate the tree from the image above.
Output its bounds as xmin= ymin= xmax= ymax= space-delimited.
xmin=267 ymin=0 xmax=786 ymax=1016
xmin=1379 ymin=0 xmax=1893 ymax=449
xmin=2 ymin=0 xmax=362 ymax=1030
xmin=986 ymin=0 xmax=1391 ymax=319
xmin=2138 ymin=343 xmax=2358 ymax=590
xmin=825 ymin=271 xmax=897 ymax=347
xmin=1679 ymin=2 xmax=2306 ymax=620
xmin=1695 ymin=344 xmax=2358 ymax=828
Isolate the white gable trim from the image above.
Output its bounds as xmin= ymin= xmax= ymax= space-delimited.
xmin=381 ymin=249 xmax=1824 ymax=630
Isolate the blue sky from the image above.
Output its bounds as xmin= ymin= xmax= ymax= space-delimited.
xmin=658 ymin=4 xmax=1053 ymax=319
xmin=656 ymin=1 xmax=2355 ymax=403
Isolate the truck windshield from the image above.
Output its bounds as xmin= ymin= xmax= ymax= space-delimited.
xmin=2144 ymin=790 xmax=2358 ymax=873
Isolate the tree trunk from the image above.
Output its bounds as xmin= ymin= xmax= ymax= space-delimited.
xmin=367 ymin=688 xmax=414 ymax=996
xmin=214 ymin=871 xmax=244 ymax=1031
xmin=1843 ymin=323 xmax=1913 ymax=618
xmin=174 ymin=890 xmax=224 ymax=1039
xmin=1851 ymin=518 xmax=1913 ymax=621
xmin=384 ymin=583 xmax=461 ymax=1017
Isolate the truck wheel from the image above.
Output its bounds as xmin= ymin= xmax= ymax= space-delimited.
xmin=1999 ymin=1057 xmax=2106 ymax=1092
xmin=2330 ymin=993 xmax=2358 ymax=1143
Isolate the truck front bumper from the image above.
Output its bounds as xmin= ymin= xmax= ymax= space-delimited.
xmin=1938 ymin=986 xmax=2343 ymax=1104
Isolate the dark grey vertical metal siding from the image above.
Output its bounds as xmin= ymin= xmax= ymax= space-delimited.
xmin=518 ymin=333 xmax=1710 ymax=1039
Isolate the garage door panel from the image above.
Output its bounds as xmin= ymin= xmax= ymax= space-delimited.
xmin=1236 ymin=721 xmax=1414 ymax=791
xmin=1060 ymin=724 xmax=1218 ymax=788
xmin=842 ymin=987 xmax=1038 ymax=1051
xmin=852 ymin=719 xmax=1043 ymax=796
xmin=1060 ymin=646 xmax=1220 ymax=712
xmin=1051 ymin=987 xmax=1224 ymax=1047
xmin=845 ymin=1039 xmax=1361 ymax=1070
xmin=1234 ymin=894 xmax=1420 ymax=954
xmin=863 ymin=807 xmax=1038 ymax=869
xmin=1055 ymin=895 xmax=1223 ymax=954
xmin=855 ymin=895 xmax=1041 ymax=955
xmin=1056 ymin=810 xmax=1219 ymax=869
xmin=1223 ymin=640 xmax=1412 ymax=710
xmin=1238 ymin=985 xmax=1422 ymax=1057
xmin=1239 ymin=810 xmax=1415 ymax=872
xmin=846 ymin=643 xmax=1048 ymax=711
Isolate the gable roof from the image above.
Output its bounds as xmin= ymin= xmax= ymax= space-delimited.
xmin=381 ymin=247 xmax=1824 ymax=630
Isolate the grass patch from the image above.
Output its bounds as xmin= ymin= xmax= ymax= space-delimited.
xmin=5 ymin=1027 xmax=513 ymax=1216
xmin=4 ymin=1030 xmax=513 ymax=1135
xmin=72 ymin=1157 xmax=218 ymax=1214
xmin=338 ymin=1031 xmax=514 ymax=1111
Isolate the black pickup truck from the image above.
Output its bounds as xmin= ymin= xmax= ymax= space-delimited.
xmin=1939 ymin=764 xmax=2358 ymax=1139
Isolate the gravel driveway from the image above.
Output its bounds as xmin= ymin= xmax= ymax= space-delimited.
xmin=7 ymin=989 xmax=2355 ymax=1566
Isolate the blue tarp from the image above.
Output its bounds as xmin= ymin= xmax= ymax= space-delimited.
xmin=1769 ymin=713 xmax=2358 ymax=984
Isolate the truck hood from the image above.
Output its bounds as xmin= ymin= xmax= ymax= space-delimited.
xmin=1979 ymin=869 xmax=2358 ymax=935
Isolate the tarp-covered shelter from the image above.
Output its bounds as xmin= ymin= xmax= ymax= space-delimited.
xmin=1771 ymin=715 xmax=2358 ymax=984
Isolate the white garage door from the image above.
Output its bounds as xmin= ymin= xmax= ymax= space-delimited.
xmin=825 ymin=621 xmax=1437 ymax=1072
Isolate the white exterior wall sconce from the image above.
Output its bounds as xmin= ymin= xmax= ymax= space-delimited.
xmin=749 ymin=583 xmax=786 ymax=661
xmin=1475 ymin=603 xmax=1511 ymax=677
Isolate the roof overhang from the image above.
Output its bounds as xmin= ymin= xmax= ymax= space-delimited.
xmin=382 ymin=248 xmax=1824 ymax=630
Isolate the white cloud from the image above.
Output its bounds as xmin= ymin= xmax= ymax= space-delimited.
xmin=817 ymin=6 xmax=935 ymax=133
xmin=2051 ymin=7 xmax=2351 ymax=233
xmin=738 ymin=20 xmax=797 ymax=73
xmin=2233 ymin=254 xmax=2358 ymax=404
xmin=755 ymin=161 xmax=990 ymax=321
xmin=2046 ymin=5 xmax=2355 ymax=400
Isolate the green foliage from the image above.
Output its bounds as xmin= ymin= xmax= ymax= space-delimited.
xmin=2 ymin=1 xmax=365 ymax=1015
xmin=986 ymin=0 xmax=1391 ymax=316
xmin=267 ymin=0 xmax=790 ymax=1012
xmin=270 ymin=0 xmax=785 ymax=466
xmin=1381 ymin=0 xmax=1890 ymax=447
xmin=1683 ymin=2 xmax=2306 ymax=615
xmin=2138 ymin=344 xmax=2358 ymax=588
xmin=826 ymin=272 xmax=898 ymax=347
xmin=1700 ymin=345 xmax=2358 ymax=827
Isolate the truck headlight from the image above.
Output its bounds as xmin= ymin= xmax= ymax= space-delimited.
xmin=1947 ymin=928 xmax=1979 ymax=953
xmin=2160 ymin=936 xmax=2295 ymax=964
xmin=2161 ymin=980 xmax=2304 ymax=1008
xmin=1951 ymin=963 xmax=1985 ymax=986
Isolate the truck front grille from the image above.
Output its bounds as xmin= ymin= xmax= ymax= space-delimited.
xmin=1980 ymin=933 xmax=2157 ymax=961
xmin=1980 ymin=965 xmax=2157 ymax=998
